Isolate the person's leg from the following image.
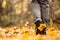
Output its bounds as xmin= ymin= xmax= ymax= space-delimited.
xmin=31 ymin=1 xmax=42 ymax=23
xmin=35 ymin=0 xmax=50 ymax=34
xmin=40 ymin=0 xmax=50 ymax=24
xmin=31 ymin=0 xmax=43 ymax=34
xmin=31 ymin=0 xmax=46 ymax=34
xmin=37 ymin=0 xmax=50 ymax=24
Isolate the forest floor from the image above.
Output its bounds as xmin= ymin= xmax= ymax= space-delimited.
xmin=0 ymin=24 xmax=60 ymax=40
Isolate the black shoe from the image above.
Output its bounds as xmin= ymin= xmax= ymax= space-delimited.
xmin=40 ymin=27 xmax=46 ymax=35
xmin=35 ymin=20 xmax=46 ymax=35
xmin=36 ymin=28 xmax=46 ymax=35
xmin=35 ymin=20 xmax=42 ymax=28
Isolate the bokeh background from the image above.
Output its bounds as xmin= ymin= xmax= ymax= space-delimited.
xmin=0 ymin=0 xmax=60 ymax=40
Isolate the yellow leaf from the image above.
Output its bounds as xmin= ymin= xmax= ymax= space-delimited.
xmin=46 ymin=27 xmax=58 ymax=36
xmin=38 ymin=23 xmax=46 ymax=31
xmin=2 ymin=0 xmax=6 ymax=8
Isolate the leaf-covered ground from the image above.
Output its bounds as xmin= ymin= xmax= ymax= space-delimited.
xmin=0 ymin=25 xmax=60 ymax=40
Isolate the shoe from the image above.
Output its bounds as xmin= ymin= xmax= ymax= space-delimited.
xmin=35 ymin=20 xmax=46 ymax=35
xmin=36 ymin=28 xmax=46 ymax=35
xmin=35 ymin=20 xmax=42 ymax=28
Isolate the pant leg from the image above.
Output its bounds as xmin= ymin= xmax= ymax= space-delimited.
xmin=39 ymin=0 xmax=50 ymax=22
xmin=31 ymin=1 xmax=42 ymax=22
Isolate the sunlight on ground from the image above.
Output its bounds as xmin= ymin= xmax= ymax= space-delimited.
xmin=0 ymin=25 xmax=60 ymax=40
